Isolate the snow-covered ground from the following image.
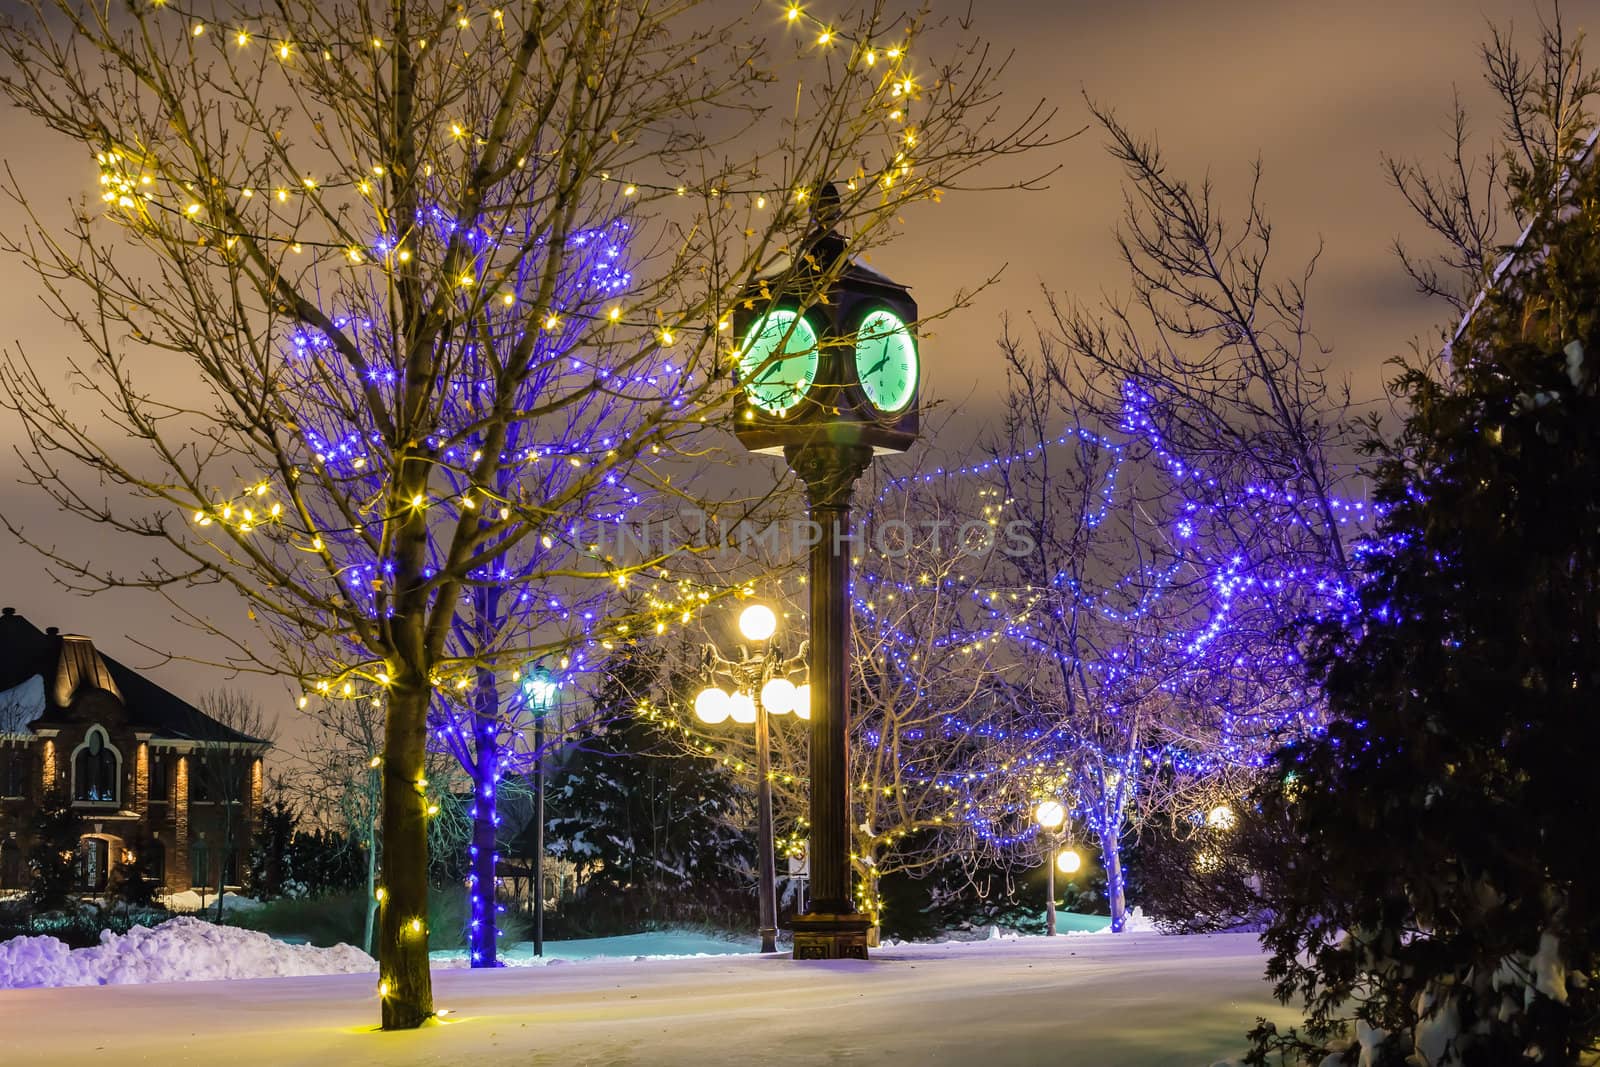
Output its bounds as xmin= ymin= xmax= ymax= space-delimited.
xmin=431 ymin=928 xmax=760 ymax=967
xmin=0 ymin=917 xmax=373 ymax=989
xmin=0 ymin=931 xmax=1294 ymax=1066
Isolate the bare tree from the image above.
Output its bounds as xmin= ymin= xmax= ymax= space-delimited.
xmin=0 ymin=0 xmax=1050 ymax=1026
xmin=1386 ymin=8 xmax=1600 ymax=318
xmin=291 ymin=695 xmax=471 ymax=954
xmin=843 ymin=469 xmax=1014 ymax=931
xmin=193 ymin=690 xmax=277 ymax=922
xmin=1042 ymin=99 xmax=1357 ymax=604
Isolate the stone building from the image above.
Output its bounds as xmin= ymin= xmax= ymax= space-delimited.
xmin=0 ymin=607 xmax=269 ymax=895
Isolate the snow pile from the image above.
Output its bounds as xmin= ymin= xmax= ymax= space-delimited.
xmin=161 ymin=891 xmax=263 ymax=914
xmin=0 ymin=917 xmax=373 ymax=989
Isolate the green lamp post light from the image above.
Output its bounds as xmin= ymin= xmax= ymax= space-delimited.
xmin=521 ymin=662 xmax=559 ymax=958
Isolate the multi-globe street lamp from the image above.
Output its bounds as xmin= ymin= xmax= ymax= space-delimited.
xmin=694 ymin=602 xmax=810 ymax=954
xmin=1033 ymin=799 xmax=1083 ymax=938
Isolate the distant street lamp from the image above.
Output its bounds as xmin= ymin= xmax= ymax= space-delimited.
xmin=695 ymin=602 xmax=808 ymax=953
xmin=1034 ymin=799 xmax=1081 ymax=937
xmin=521 ymin=663 xmax=559 ymax=958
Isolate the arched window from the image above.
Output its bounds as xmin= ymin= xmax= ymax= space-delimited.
xmin=71 ymin=727 xmax=121 ymax=805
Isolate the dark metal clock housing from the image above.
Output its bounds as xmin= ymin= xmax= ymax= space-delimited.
xmin=731 ymin=229 xmax=920 ymax=457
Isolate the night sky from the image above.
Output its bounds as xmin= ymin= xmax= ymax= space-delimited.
xmin=0 ymin=0 xmax=1573 ymax=738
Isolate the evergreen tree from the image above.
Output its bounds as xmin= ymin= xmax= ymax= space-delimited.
xmin=288 ymin=828 xmax=364 ymax=898
xmin=250 ymin=797 xmax=298 ymax=900
xmin=545 ymin=645 xmax=754 ymax=932
xmin=1248 ymin=131 xmax=1600 ymax=1065
xmin=27 ymin=789 xmax=82 ymax=911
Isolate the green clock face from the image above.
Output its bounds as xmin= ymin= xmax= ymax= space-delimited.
xmin=853 ymin=309 xmax=918 ymax=413
xmin=738 ymin=310 xmax=819 ymax=415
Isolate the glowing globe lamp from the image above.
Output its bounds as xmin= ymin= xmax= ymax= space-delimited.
xmin=694 ymin=687 xmax=732 ymax=725
xmin=1056 ymin=849 xmax=1083 ymax=876
xmin=738 ymin=603 xmax=778 ymax=643
xmin=730 ymin=690 xmax=758 ymax=725
xmin=760 ymin=677 xmax=797 ymax=715
xmin=793 ymin=683 xmax=812 ymax=720
xmin=1034 ymin=799 xmax=1066 ymax=831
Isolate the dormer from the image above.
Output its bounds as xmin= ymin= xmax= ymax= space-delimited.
xmin=52 ymin=635 xmax=122 ymax=708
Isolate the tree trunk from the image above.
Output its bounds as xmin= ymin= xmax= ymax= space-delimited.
xmin=1101 ymin=832 xmax=1127 ymax=932
xmin=213 ymin=809 xmax=230 ymax=923
xmin=468 ymin=729 xmax=500 ymax=967
xmin=363 ymin=810 xmax=378 ymax=957
xmin=379 ymin=680 xmax=433 ymax=1029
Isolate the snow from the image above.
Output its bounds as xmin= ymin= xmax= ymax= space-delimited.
xmin=430 ymin=911 xmax=1150 ymax=968
xmin=431 ymin=929 xmax=759 ymax=967
xmin=1531 ymin=930 xmax=1568 ymax=1005
xmin=0 ymin=931 xmax=1294 ymax=1066
xmin=0 ymin=673 xmax=44 ymax=734
xmin=161 ymin=890 xmax=264 ymax=914
xmin=0 ymin=917 xmax=373 ymax=989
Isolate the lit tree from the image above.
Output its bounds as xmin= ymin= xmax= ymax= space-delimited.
xmin=0 ymin=0 xmax=1049 ymax=1026
xmin=952 ymin=97 xmax=1367 ymax=929
xmin=959 ymin=342 xmax=1346 ymax=931
xmin=843 ymin=472 xmax=1014 ymax=929
xmin=674 ymin=468 xmax=1016 ymax=936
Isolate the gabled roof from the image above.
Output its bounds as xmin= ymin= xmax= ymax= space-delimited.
xmin=0 ymin=606 xmax=265 ymax=744
xmin=1451 ymin=126 xmax=1600 ymax=348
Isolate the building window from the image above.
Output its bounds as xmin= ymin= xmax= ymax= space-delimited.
xmin=189 ymin=758 xmax=244 ymax=804
xmin=0 ymin=749 xmax=29 ymax=798
xmin=146 ymin=839 xmax=166 ymax=885
xmin=190 ymin=839 xmax=210 ymax=888
xmin=148 ymin=752 xmax=169 ymax=802
xmin=71 ymin=727 xmax=121 ymax=805
xmin=189 ymin=763 xmax=212 ymax=803
xmin=0 ymin=839 xmax=22 ymax=890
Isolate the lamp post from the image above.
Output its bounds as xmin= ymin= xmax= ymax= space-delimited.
xmin=728 ymin=185 xmax=922 ymax=961
xmin=695 ymin=603 xmax=810 ymax=954
xmin=521 ymin=663 xmax=558 ymax=958
xmin=1033 ymin=799 xmax=1083 ymax=937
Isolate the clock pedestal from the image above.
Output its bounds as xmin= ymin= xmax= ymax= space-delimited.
xmin=785 ymin=441 xmax=873 ymax=956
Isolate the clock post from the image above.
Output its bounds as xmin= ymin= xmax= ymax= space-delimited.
xmin=729 ymin=185 xmax=921 ymax=960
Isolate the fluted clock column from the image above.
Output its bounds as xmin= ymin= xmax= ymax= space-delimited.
xmin=785 ymin=441 xmax=874 ymax=959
